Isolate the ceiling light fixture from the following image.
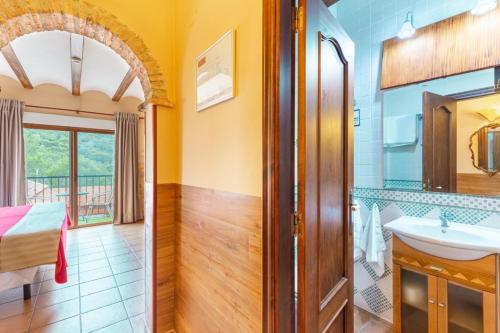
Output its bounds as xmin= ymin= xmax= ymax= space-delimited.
xmin=471 ymin=0 xmax=497 ymax=15
xmin=398 ymin=12 xmax=416 ymax=39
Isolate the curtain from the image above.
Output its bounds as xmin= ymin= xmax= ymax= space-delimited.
xmin=0 ymin=99 xmax=26 ymax=207
xmin=113 ymin=112 xmax=142 ymax=224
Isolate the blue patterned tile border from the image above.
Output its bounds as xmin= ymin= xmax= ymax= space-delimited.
xmin=384 ymin=179 xmax=423 ymax=191
xmin=353 ymin=187 xmax=500 ymax=213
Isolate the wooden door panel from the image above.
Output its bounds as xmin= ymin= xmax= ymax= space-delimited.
xmin=297 ymin=1 xmax=354 ymax=332
xmin=318 ymin=36 xmax=346 ymax=301
xmin=422 ymin=92 xmax=457 ymax=192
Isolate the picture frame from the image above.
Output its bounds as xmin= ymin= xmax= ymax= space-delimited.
xmin=354 ymin=109 xmax=360 ymax=127
xmin=196 ymin=30 xmax=236 ymax=112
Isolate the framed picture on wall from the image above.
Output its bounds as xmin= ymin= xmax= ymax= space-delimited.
xmin=196 ymin=30 xmax=236 ymax=112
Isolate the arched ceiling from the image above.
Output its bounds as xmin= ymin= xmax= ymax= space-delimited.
xmin=0 ymin=31 xmax=145 ymax=102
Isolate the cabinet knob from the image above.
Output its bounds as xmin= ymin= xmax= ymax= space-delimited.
xmin=438 ymin=303 xmax=446 ymax=308
xmin=428 ymin=299 xmax=435 ymax=304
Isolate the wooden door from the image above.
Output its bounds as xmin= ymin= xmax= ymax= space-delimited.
xmin=422 ymin=92 xmax=457 ymax=192
xmin=296 ymin=1 xmax=354 ymax=332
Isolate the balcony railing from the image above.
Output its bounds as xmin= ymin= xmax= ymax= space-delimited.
xmin=26 ymin=175 xmax=113 ymax=223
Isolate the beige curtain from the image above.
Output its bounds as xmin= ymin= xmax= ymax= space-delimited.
xmin=114 ymin=112 xmax=142 ymax=224
xmin=0 ymin=99 xmax=26 ymax=207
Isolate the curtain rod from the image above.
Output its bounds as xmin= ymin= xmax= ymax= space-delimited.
xmin=24 ymin=104 xmax=145 ymax=119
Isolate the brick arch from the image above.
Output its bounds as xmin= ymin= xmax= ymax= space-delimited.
xmin=0 ymin=2 xmax=171 ymax=106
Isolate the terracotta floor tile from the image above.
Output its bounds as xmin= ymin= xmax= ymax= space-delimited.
xmin=108 ymin=253 xmax=137 ymax=266
xmin=80 ymin=276 xmax=116 ymax=296
xmin=30 ymin=298 xmax=80 ymax=330
xmin=79 ymin=266 xmax=113 ymax=284
xmin=81 ymin=288 xmax=122 ymax=313
xmin=114 ymin=269 xmax=144 ymax=286
xmin=0 ymin=297 xmax=37 ymax=320
xmin=81 ymin=302 xmax=128 ymax=333
xmin=118 ymin=281 xmax=144 ymax=300
xmin=39 ymin=274 xmax=79 ymax=294
xmin=29 ymin=315 xmax=80 ymax=333
xmin=111 ymin=260 xmax=142 ymax=275
xmin=93 ymin=319 xmax=133 ymax=333
xmin=0 ymin=283 xmax=40 ymax=306
xmin=79 ymin=259 xmax=109 ymax=273
xmin=78 ymin=251 xmax=107 ymax=264
xmin=106 ymin=247 xmax=131 ymax=258
xmin=123 ymin=295 xmax=145 ymax=317
xmin=129 ymin=314 xmax=147 ymax=333
xmin=35 ymin=285 xmax=79 ymax=309
xmin=0 ymin=312 xmax=32 ymax=333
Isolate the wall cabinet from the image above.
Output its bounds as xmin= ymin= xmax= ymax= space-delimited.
xmin=392 ymin=236 xmax=499 ymax=333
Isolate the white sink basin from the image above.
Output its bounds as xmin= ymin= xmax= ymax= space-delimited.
xmin=385 ymin=217 xmax=500 ymax=260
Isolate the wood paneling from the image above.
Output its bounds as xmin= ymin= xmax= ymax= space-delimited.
xmin=155 ymin=183 xmax=176 ymax=333
xmin=174 ymin=185 xmax=262 ymax=333
xmin=381 ymin=6 xmax=500 ymax=89
xmin=1 ymin=43 xmax=33 ymax=89
xmin=457 ymin=173 xmax=500 ymax=195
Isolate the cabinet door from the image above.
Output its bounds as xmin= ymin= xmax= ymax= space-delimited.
xmin=438 ymin=279 xmax=497 ymax=333
xmin=394 ymin=265 xmax=438 ymax=333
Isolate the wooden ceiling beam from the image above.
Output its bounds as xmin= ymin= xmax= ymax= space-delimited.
xmin=1 ymin=43 xmax=33 ymax=89
xmin=70 ymin=34 xmax=84 ymax=96
xmin=112 ymin=68 xmax=136 ymax=102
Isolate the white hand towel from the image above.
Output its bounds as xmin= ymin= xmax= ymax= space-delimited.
xmin=352 ymin=200 xmax=363 ymax=260
xmin=359 ymin=203 xmax=386 ymax=277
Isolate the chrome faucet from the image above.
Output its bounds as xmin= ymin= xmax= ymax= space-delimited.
xmin=439 ymin=211 xmax=451 ymax=229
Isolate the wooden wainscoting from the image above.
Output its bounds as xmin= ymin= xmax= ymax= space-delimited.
xmin=155 ymin=183 xmax=176 ymax=333
xmin=457 ymin=173 xmax=500 ymax=196
xmin=175 ymin=185 xmax=262 ymax=333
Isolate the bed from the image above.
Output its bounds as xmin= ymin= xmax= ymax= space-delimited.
xmin=0 ymin=203 xmax=70 ymax=299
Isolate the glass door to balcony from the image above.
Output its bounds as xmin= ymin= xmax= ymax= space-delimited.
xmin=24 ymin=125 xmax=115 ymax=227
xmin=77 ymin=132 xmax=115 ymax=226
xmin=24 ymin=128 xmax=72 ymax=210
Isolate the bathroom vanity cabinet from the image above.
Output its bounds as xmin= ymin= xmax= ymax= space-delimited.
xmin=392 ymin=236 xmax=499 ymax=333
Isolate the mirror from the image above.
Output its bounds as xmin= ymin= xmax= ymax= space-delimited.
xmin=382 ymin=68 xmax=500 ymax=196
xmin=470 ymin=124 xmax=500 ymax=175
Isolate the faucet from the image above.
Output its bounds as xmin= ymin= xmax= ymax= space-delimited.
xmin=439 ymin=211 xmax=452 ymax=229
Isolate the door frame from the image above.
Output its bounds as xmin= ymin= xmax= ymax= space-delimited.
xmin=23 ymin=123 xmax=115 ymax=228
xmin=262 ymin=0 xmax=296 ymax=332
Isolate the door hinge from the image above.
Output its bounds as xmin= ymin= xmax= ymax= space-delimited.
xmin=292 ymin=211 xmax=302 ymax=236
xmin=294 ymin=6 xmax=304 ymax=33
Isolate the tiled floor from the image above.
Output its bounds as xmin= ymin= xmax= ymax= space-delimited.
xmin=355 ymin=306 xmax=392 ymax=333
xmin=0 ymin=223 xmax=146 ymax=333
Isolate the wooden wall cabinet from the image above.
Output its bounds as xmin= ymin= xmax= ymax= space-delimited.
xmin=393 ymin=236 xmax=499 ymax=333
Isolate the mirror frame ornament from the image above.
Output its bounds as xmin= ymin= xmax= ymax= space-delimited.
xmin=469 ymin=123 xmax=500 ymax=176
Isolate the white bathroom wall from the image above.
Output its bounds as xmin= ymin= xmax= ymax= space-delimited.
xmin=331 ymin=0 xmax=483 ymax=189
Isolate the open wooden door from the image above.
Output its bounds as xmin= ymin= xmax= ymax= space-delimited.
xmin=422 ymin=92 xmax=457 ymax=192
xmin=296 ymin=1 xmax=354 ymax=332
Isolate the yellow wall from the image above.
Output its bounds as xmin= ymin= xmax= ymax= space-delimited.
xmin=174 ymin=0 xmax=263 ymax=196
xmin=85 ymin=0 xmax=180 ymax=185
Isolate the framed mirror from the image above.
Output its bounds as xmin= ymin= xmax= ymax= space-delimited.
xmin=382 ymin=68 xmax=500 ymax=196
xmin=469 ymin=123 xmax=500 ymax=176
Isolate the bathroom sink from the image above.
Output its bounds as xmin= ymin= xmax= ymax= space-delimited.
xmin=384 ymin=217 xmax=500 ymax=260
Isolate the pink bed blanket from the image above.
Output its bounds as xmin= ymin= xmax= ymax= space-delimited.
xmin=0 ymin=205 xmax=71 ymax=284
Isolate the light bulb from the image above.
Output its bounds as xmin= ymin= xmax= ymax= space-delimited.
xmin=470 ymin=0 xmax=497 ymax=15
xmin=398 ymin=13 xmax=416 ymax=39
